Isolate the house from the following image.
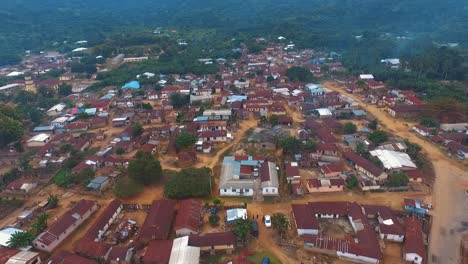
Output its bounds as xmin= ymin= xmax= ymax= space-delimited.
xmin=307 ymin=178 xmax=345 ymax=193
xmin=285 ymin=162 xmax=301 ymax=182
xmin=51 ymin=116 xmax=70 ymax=128
xmin=169 ymin=236 xmax=201 ymax=264
xmin=369 ymin=149 xmax=416 ymax=171
xmin=446 ymin=141 xmax=468 ymax=159
xmin=320 ymin=164 xmax=343 ymax=178
xmin=5 ymin=180 xmax=37 ymax=193
xmin=27 ymin=133 xmax=51 ymax=147
xmin=260 ymin=161 xmax=280 ymax=196
xmin=48 ymin=251 xmax=97 ymax=264
xmin=306 ymin=83 xmax=325 ymax=96
xmin=2 ymin=250 xmax=42 ymax=264
xmin=412 ymin=125 xmax=434 ymax=137
xmin=343 ymin=151 xmax=388 ymax=182
xmin=89 ymin=116 xmax=108 ymax=129
xmin=278 ymin=116 xmax=293 ymax=126
xmin=0 ymin=228 xmax=31 ymax=249
xmin=32 ymin=125 xmax=55 ymax=134
xmin=121 ymin=81 xmax=141 ymax=90
xmin=197 ymin=121 xmax=227 ymax=131
xmin=64 ymin=122 xmax=90 ymax=133
xmin=404 ymin=218 xmax=425 ymax=264
xmin=87 ymin=176 xmax=111 ymax=191
xmin=33 ymin=200 xmax=98 ymax=252
xmin=147 ymin=91 xmax=159 ymax=100
xmin=440 ymin=123 xmax=468 ymax=133
xmin=387 ymin=105 xmax=422 ymax=119
xmin=202 ymin=109 xmax=232 ymax=120
xmin=405 ymin=169 xmax=423 ymax=182
xmin=141 ymin=240 xmax=173 ymax=264
xmin=47 ymin=103 xmax=66 ymax=116
xmin=112 ymin=117 xmax=130 ymax=127
xmin=197 ymin=130 xmax=230 ymax=143
xmin=316 ymin=143 xmax=340 ymax=157
xmin=140 ymin=199 xmax=175 ymax=243
xmin=188 ymin=232 xmax=236 ymax=255
xmin=174 ymin=199 xmax=202 ymax=236
xmin=359 ymin=74 xmax=374 ymax=80
xmin=404 ymin=198 xmax=428 ymax=215
xmin=106 ymin=245 xmax=134 ymax=264
xmin=219 ymin=156 xmax=257 ymax=196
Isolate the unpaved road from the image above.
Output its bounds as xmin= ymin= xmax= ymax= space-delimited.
xmin=323 ymin=81 xmax=468 ymax=264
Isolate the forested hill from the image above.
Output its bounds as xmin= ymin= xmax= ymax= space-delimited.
xmin=1 ymin=0 xmax=467 ymax=62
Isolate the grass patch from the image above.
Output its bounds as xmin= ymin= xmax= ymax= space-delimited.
xmin=247 ymin=251 xmax=282 ymax=264
xmin=200 ymin=254 xmax=224 ymax=264
xmin=221 ymin=196 xmax=252 ymax=204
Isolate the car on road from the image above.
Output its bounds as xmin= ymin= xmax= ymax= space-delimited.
xmin=264 ymin=215 xmax=271 ymax=227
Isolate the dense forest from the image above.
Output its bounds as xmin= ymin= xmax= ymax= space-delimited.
xmin=1 ymin=0 xmax=467 ymax=64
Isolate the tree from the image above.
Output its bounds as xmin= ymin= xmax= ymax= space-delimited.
xmin=113 ymin=176 xmax=144 ymax=198
xmin=116 ymin=147 xmax=125 ymax=155
xmin=53 ymin=169 xmax=74 ymax=188
xmin=233 ymin=218 xmax=252 ymax=242
xmin=47 ymin=194 xmax=59 ymax=209
xmin=320 ymin=65 xmax=330 ymax=72
xmin=419 ymin=117 xmax=439 ymax=128
xmin=37 ymin=86 xmax=55 ymax=97
xmin=30 ymin=213 xmax=49 ymax=236
xmin=169 ymin=93 xmax=190 ymax=109
xmin=302 ymin=140 xmax=317 ymax=152
xmin=209 ymin=214 xmax=220 ymax=225
xmin=175 ymin=132 xmax=197 ymax=150
xmin=266 ymin=75 xmax=275 ymax=82
xmin=164 ymin=167 xmax=213 ymax=199
xmin=0 ymin=106 xmax=23 ymax=147
xmin=368 ymin=119 xmax=378 ymax=130
xmin=268 ymin=115 xmax=279 ymax=126
xmin=271 ymin=213 xmax=290 ymax=238
xmin=368 ymin=130 xmax=388 ymax=144
xmin=132 ymin=123 xmax=143 ymax=137
xmin=356 ymin=142 xmax=367 ymax=157
xmin=128 ymin=152 xmax=162 ymax=185
xmin=346 ymin=175 xmax=359 ymax=189
xmin=387 ymin=172 xmax=409 ymax=187
xmin=75 ymin=168 xmax=95 ymax=186
xmin=286 ymin=66 xmax=315 ymax=82
xmin=344 ymin=122 xmax=357 ymax=134
xmin=279 ymin=137 xmax=302 ymax=155
xmin=7 ymin=231 xmax=34 ymax=248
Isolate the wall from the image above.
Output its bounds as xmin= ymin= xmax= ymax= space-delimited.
xmin=219 ymin=188 xmax=253 ymax=196
xmin=262 ymin=187 xmax=279 ymax=196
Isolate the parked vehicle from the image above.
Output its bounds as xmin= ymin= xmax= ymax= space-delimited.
xmin=262 ymin=257 xmax=270 ymax=264
xmin=251 ymin=220 xmax=259 ymax=237
xmin=264 ymin=215 xmax=271 ymax=227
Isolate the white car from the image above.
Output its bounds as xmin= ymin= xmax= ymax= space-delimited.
xmin=264 ymin=215 xmax=272 ymax=227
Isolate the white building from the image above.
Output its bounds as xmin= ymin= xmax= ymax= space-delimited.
xmin=27 ymin=133 xmax=51 ymax=147
xmin=169 ymin=236 xmax=200 ymax=264
xmin=260 ymin=161 xmax=279 ymax=196
xmin=369 ymin=149 xmax=417 ymax=171
xmin=359 ymin=74 xmax=374 ymax=80
xmin=47 ymin=103 xmax=66 ymax=117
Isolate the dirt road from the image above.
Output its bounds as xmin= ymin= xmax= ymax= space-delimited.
xmin=323 ymin=81 xmax=468 ymax=264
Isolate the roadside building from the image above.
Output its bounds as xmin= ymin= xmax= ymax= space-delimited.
xmin=140 ymin=199 xmax=175 ymax=243
xmin=174 ymin=199 xmax=202 ymax=236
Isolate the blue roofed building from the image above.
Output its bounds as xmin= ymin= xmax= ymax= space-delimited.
xmin=352 ymin=109 xmax=367 ymax=118
xmin=404 ymin=198 xmax=429 ymax=215
xmin=87 ymin=176 xmax=110 ymax=191
xmin=121 ymin=81 xmax=141 ymax=90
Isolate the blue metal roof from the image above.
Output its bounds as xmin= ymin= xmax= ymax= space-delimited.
xmin=100 ymin=93 xmax=115 ymax=99
xmin=33 ymin=125 xmax=54 ymax=132
xmin=352 ymin=110 xmax=367 ymax=116
xmin=121 ymin=81 xmax=141 ymax=89
xmin=194 ymin=116 xmax=209 ymax=122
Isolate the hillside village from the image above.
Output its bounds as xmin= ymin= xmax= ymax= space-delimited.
xmin=0 ymin=39 xmax=466 ymax=264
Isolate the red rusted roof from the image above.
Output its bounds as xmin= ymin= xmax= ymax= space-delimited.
xmin=140 ymin=199 xmax=175 ymax=242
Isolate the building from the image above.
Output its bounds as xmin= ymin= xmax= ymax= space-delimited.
xmin=141 ymin=240 xmax=173 ymax=264
xmin=27 ymin=133 xmax=51 ymax=147
xmin=33 ymin=200 xmax=98 ymax=252
xmin=404 ymin=218 xmax=425 ymax=264
xmin=49 ymin=251 xmax=98 ymax=264
xmin=174 ymin=199 xmax=202 ymax=236
xmin=259 ymin=161 xmax=279 ymax=196
xmin=412 ymin=125 xmax=434 ymax=137
xmin=87 ymin=176 xmax=111 ymax=191
xmin=202 ymin=109 xmax=232 ymax=121
xmin=369 ymin=149 xmax=417 ymax=171
xmin=47 ymin=103 xmax=66 ymax=116
xmin=320 ymin=164 xmax=342 ymax=178
xmin=403 ymin=198 xmax=428 ymax=215
xmin=24 ymin=76 xmax=36 ymax=93
xmin=343 ymin=151 xmax=388 ymax=182
xmin=0 ymin=228 xmax=30 ymax=249
xmin=169 ymin=236 xmax=200 ymax=264
xmin=285 ymin=162 xmax=301 ymax=182
xmin=197 ymin=130 xmax=230 ymax=143
xmin=306 ymin=178 xmax=345 ymax=193
xmin=140 ymin=199 xmax=175 ymax=243
xmin=387 ymin=105 xmax=422 ymax=119
xmin=188 ymin=232 xmax=236 ymax=255
xmin=4 ymin=250 xmax=41 ymax=264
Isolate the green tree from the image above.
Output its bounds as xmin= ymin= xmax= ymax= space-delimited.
xmin=175 ymin=132 xmax=197 ymax=150
xmin=346 ymin=175 xmax=359 ymax=189
xmin=7 ymin=231 xmax=34 ymax=248
xmin=47 ymin=194 xmax=59 ymax=209
xmin=75 ymin=168 xmax=95 ymax=186
xmin=37 ymin=86 xmax=55 ymax=97
xmin=233 ymin=218 xmax=252 ymax=242
xmin=164 ymin=167 xmax=213 ymax=199
xmin=271 ymin=213 xmax=290 ymax=238
xmin=387 ymin=172 xmax=409 ymax=187
xmin=320 ymin=65 xmax=330 ymax=72
xmin=128 ymin=151 xmax=162 ymax=185
xmin=279 ymin=137 xmax=302 ymax=155
xmin=368 ymin=119 xmax=378 ymax=130
xmin=419 ymin=117 xmax=439 ymax=128
xmin=368 ymin=130 xmax=388 ymax=144
xmin=356 ymin=142 xmax=367 ymax=157
xmin=286 ymin=66 xmax=315 ymax=82
xmin=266 ymin=75 xmax=275 ymax=82
xmin=344 ymin=122 xmax=357 ymax=134
xmin=113 ymin=176 xmax=144 ymax=198
xmin=53 ymin=169 xmax=74 ymax=188
xmin=30 ymin=213 xmax=49 ymax=236
xmin=268 ymin=115 xmax=279 ymax=126
xmin=132 ymin=123 xmax=143 ymax=137
xmin=116 ymin=147 xmax=125 ymax=155
xmin=302 ymin=140 xmax=317 ymax=152
xmin=0 ymin=106 xmax=23 ymax=147
xmin=209 ymin=214 xmax=220 ymax=225
xmin=169 ymin=93 xmax=190 ymax=109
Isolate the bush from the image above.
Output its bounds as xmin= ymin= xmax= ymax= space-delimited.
xmin=113 ymin=177 xmax=144 ymax=198
xmin=175 ymin=132 xmax=197 ymax=150
xmin=387 ymin=172 xmax=409 ymax=187
xmin=209 ymin=214 xmax=220 ymax=225
xmin=164 ymin=167 xmax=213 ymax=199
xmin=344 ymin=122 xmax=357 ymax=134
xmin=368 ymin=130 xmax=388 ymax=144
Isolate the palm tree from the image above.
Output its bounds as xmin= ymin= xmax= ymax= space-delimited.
xmin=7 ymin=231 xmax=34 ymax=248
xmin=271 ymin=213 xmax=290 ymax=239
xmin=30 ymin=213 xmax=49 ymax=235
xmin=47 ymin=194 xmax=59 ymax=209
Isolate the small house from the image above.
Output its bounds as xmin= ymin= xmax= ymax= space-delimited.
xmin=87 ymin=176 xmax=110 ymax=191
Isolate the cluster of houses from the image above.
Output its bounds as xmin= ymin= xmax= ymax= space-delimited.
xmin=292 ymin=201 xmax=426 ymax=264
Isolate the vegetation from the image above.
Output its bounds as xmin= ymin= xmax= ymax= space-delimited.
xmin=7 ymin=231 xmax=34 ymax=249
xmin=343 ymin=122 xmax=357 ymax=134
xmin=116 ymin=147 xmax=125 ymax=155
xmin=387 ymin=172 xmax=409 ymax=187
xmin=368 ymin=119 xmax=378 ymax=130
xmin=30 ymin=213 xmax=49 ymax=236
xmin=58 ymin=84 xmax=73 ymax=96
xmin=132 ymin=123 xmax=143 ymax=137
xmin=169 ymin=93 xmax=190 ymax=109
xmin=128 ymin=151 xmax=163 ymax=185
xmin=285 ymin=66 xmax=315 ymax=82
xmin=47 ymin=194 xmax=59 ymax=209
xmin=346 ymin=175 xmax=359 ymax=190
xmin=271 ymin=213 xmax=290 ymax=238
xmin=53 ymin=168 xmax=95 ymax=187
xmin=175 ymin=132 xmax=197 ymax=150
xmin=368 ymin=130 xmax=388 ymax=144
xmin=279 ymin=137 xmax=301 ymax=155
xmin=424 ymin=98 xmax=466 ymax=123
xmin=113 ymin=176 xmax=144 ymax=198
xmin=405 ymin=140 xmax=425 ymax=168
xmin=233 ymin=218 xmax=252 ymax=242
xmin=420 ymin=117 xmax=440 ymax=128
xmin=164 ymin=167 xmax=213 ymax=199
xmin=0 ymin=105 xmax=23 ymax=148
xmin=209 ymin=214 xmax=220 ymax=225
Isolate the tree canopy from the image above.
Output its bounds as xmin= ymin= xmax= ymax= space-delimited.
xmin=271 ymin=213 xmax=290 ymax=238
xmin=164 ymin=167 xmax=213 ymax=199
xmin=279 ymin=137 xmax=302 ymax=155
xmin=175 ymin=132 xmax=197 ymax=150
xmin=7 ymin=231 xmax=34 ymax=248
xmin=368 ymin=130 xmax=388 ymax=144
xmin=128 ymin=151 xmax=162 ymax=185
xmin=169 ymin=93 xmax=190 ymax=109
xmin=387 ymin=172 xmax=409 ymax=187
xmin=285 ymin=66 xmax=315 ymax=82
xmin=344 ymin=122 xmax=357 ymax=134
xmin=0 ymin=105 xmax=23 ymax=148
xmin=233 ymin=218 xmax=252 ymax=242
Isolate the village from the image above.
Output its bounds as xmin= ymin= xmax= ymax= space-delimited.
xmin=0 ymin=39 xmax=467 ymax=264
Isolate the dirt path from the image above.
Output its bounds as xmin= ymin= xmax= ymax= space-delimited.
xmin=323 ymin=81 xmax=468 ymax=264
